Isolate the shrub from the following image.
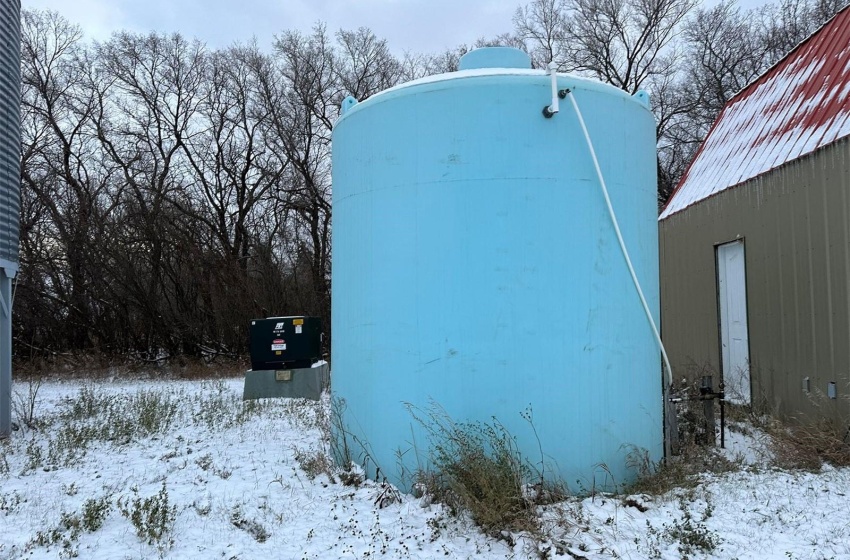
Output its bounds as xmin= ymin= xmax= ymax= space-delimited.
xmin=63 ymin=386 xmax=114 ymax=421
xmin=132 ymin=390 xmax=179 ymax=435
xmin=0 ymin=445 xmax=9 ymax=476
xmin=408 ymin=403 xmax=541 ymax=538
xmin=295 ymin=447 xmax=335 ymax=481
xmin=12 ymin=376 xmax=43 ymax=429
xmin=0 ymin=491 xmax=22 ymax=514
xmin=640 ymin=494 xmax=721 ymax=558
xmin=48 ymin=424 xmax=97 ymax=467
xmin=23 ymin=439 xmax=43 ymax=472
xmin=29 ymin=495 xmax=112 ymax=558
xmin=192 ymin=382 xmax=232 ymax=428
xmin=230 ymin=506 xmax=270 ymax=543
xmin=48 ymin=386 xmax=182 ymax=464
xmin=191 ymin=382 xmax=269 ymax=428
xmin=81 ymin=495 xmax=112 ymax=532
xmin=118 ymin=483 xmax=177 ymax=547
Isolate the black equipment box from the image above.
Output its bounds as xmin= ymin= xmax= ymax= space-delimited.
xmin=249 ymin=316 xmax=322 ymax=370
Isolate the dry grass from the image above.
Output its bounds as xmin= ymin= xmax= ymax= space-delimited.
xmin=625 ymin=443 xmax=739 ymax=496
xmin=624 ymin=369 xmax=742 ymax=497
xmin=758 ymin=415 xmax=850 ymax=470
xmin=168 ymin=358 xmax=249 ymax=380
xmin=635 ymin=374 xmax=850 ymax=491
xmin=13 ymin=354 xmax=249 ymax=381
xmin=294 ymin=448 xmax=336 ymax=481
xmin=407 ymin=403 xmax=554 ymax=539
xmin=742 ymin=381 xmax=850 ymax=471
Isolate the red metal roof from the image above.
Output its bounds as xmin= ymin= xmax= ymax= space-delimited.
xmin=660 ymin=5 xmax=850 ymax=219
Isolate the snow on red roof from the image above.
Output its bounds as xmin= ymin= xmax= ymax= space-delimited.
xmin=660 ymin=5 xmax=850 ymax=220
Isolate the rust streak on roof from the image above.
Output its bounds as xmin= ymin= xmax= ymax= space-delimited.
xmin=660 ymin=5 xmax=850 ymax=220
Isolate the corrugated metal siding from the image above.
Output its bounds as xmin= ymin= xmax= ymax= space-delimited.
xmin=660 ymin=138 xmax=850 ymax=418
xmin=0 ymin=0 xmax=19 ymax=265
xmin=660 ymin=5 xmax=850 ymax=219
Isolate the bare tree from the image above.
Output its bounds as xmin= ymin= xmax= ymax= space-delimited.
xmin=335 ymin=28 xmax=401 ymax=100
xmin=517 ymin=0 xmax=696 ymax=92
xmin=16 ymin=13 xmax=413 ymax=361
xmin=93 ymin=31 xmax=208 ymax=357
xmin=513 ymin=0 xmax=570 ymax=68
xmin=18 ymin=10 xmax=118 ymax=351
xmin=30 ymin=0 xmax=850 ymax=360
xmin=512 ymin=0 xmax=697 ymax=206
xmin=685 ymin=2 xmax=766 ymax=126
xmin=757 ymin=0 xmax=849 ymax=62
xmin=660 ymin=0 xmax=849 ymax=206
xmin=265 ymin=26 xmax=338 ymax=333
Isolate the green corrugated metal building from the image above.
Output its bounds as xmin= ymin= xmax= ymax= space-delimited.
xmin=659 ymin=6 xmax=850 ymax=421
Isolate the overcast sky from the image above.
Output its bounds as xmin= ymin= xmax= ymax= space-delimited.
xmin=21 ymin=0 xmax=517 ymax=54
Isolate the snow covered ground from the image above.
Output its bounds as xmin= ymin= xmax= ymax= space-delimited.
xmin=1 ymin=376 xmax=849 ymax=560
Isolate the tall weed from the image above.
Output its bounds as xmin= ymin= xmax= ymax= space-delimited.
xmin=407 ymin=403 xmax=548 ymax=537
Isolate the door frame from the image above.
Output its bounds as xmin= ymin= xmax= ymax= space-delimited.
xmin=714 ymin=238 xmax=753 ymax=405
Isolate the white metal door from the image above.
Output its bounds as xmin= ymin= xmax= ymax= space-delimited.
xmin=717 ymin=240 xmax=751 ymax=405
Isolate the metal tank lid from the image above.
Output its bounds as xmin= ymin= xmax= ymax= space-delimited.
xmin=458 ymin=47 xmax=531 ymax=70
xmin=337 ymin=46 xmax=650 ymax=120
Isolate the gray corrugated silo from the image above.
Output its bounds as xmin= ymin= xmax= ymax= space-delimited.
xmin=0 ymin=0 xmax=20 ymax=439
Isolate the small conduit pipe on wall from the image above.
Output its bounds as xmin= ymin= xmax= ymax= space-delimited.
xmin=546 ymin=87 xmax=675 ymax=457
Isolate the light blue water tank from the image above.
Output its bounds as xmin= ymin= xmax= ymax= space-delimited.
xmin=331 ymin=47 xmax=661 ymax=491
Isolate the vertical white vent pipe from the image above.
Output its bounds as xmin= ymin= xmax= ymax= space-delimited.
xmin=542 ymin=63 xmax=560 ymax=118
